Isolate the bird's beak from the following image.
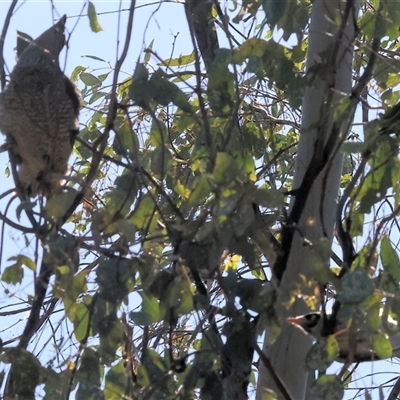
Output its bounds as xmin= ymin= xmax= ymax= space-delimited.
xmin=287 ymin=316 xmax=304 ymax=327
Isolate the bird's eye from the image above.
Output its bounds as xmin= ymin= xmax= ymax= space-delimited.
xmin=304 ymin=314 xmax=320 ymax=328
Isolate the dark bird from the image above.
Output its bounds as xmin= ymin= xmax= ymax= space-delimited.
xmin=0 ymin=15 xmax=80 ymax=197
xmin=288 ymin=311 xmax=400 ymax=362
xmin=379 ymin=102 xmax=400 ymax=136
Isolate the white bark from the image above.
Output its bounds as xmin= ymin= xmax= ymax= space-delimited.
xmin=257 ymin=1 xmax=360 ymax=399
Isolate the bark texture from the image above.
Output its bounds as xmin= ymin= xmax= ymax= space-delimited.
xmin=256 ymin=0 xmax=360 ymax=398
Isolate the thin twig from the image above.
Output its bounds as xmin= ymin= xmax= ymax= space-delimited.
xmin=0 ymin=0 xmax=18 ymax=89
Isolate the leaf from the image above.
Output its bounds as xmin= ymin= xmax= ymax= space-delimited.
xmin=380 ymin=235 xmax=400 ymax=281
xmin=144 ymin=39 xmax=154 ymax=63
xmin=149 ymin=118 xmax=167 ymax=146
xmin=113 ymin=118 xmax=138 ymax=155
xmin=89 ymin=91 xmax=108 ymax=104
xmin=309 ymin=374 xmax=344 ymax=400
xmin=64 ymin=297 xmax=91 ymax=342
xmin=342 ymin=141 xmax=364 ymax=154
xmin=233 ymin=38 xmax=269 ymax=63
xmin=82 ymin=55 xmax=107 ymax=62
xmin=98 ymin=318 xmax=124 ymax=365
xmin=162 ymin=51 xmax=196 ymax=67
xmin=80 ymin=72 xmax=102 ymax=87
xmin=104 ymin=171 xmax=138 ymax=215
xmin=129 ymin=292 xmax=163 ymax=325
xmin=150 ymin=146 xmax=172 ymax=178
xmin=87 ymin=2 xmax=103 ymax=33
xmin=10 ymin=255 xmax=36 ymax=271
xmin=130 ymin=194 xmax=158 ymax=231
xmin=1 ymin=263 xmax=23 ymax=285
xmin=45 ymin=189 xmax=79 ymax=219
xmin=149 ymin=69 xmax=192 ymax=112
xmin=76 ymin=348 xmax=104 ymax=400
xmin=338 ymin=270 xmax=375 ymax=303
xmin=213 ymin=152 xmax=238 ymax=184
xmin=104 ymin=361 xmax=132 ymax=400
xmin=71 ymin=66 xmax=87 ymax=82
xmin=188 ymin=176 xmax=211 ymax=206
xmin=372 ymin=332 xmax=392 ymax=359
xmin=262 ymin=0 xmax=287 ymax=27
xmin=305 ymin=337 xmax=337 ymax=371
xmin=2 ymin=348 xmax=42 ymax=397
xmin=129 ymin=63 xmax=151 ymax=106
xmin=96 ymin=259 xmax=132 ymax=303
xmin=43 ymin=369 xmax=73 ymax=399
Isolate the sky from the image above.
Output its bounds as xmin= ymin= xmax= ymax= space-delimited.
xmin=0 ymin=1 xmax=398 ymax=399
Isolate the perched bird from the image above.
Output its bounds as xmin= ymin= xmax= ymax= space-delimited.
xmin=0 ymin=15 xmax=80 ymax=197
xmin=288 ymin=310 xmax=400 ymax=362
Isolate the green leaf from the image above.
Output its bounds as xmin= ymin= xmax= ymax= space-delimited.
xmin=43 ymin=369 xmax=73 ymax=399
xmin=64 ymin=297 xmax=91 ymax=342
xmin=80 ymin=72 xmax=102 ymax=87
xmin=310 ymin=374 xmax=344 ymax=400
xmin=2 ymin=348 xmax=42 ymax=397
xmin=188 ymin=176 xmax=211 ymax=206
xmin=144 ymin=39 xmax=154 ymax=63
xmin=372 ymin=332 xmax=392 ymax=359
xmin=45 ymin=189 xmax=79 ymax=219
xmin=98 ymin=318 xmax=124 ymax=365
xmin=141 ymin=348 xmax=168 ymax=380
xmin=380 ymin=235 xmax=400 ymax=281
xmin=233 ymin=38 xmax=269 ymax=63
xmin=149 ymin=118 xmax=167 ymax=146
xmin=162 ymin=51 xmax=195 ymax=67
xmin=76 ymin=348 xmax=104 ymax=400
xmin=113 ymin=118 xmax=138 ymax=155
xmin=9 ymin=255 xmax=36 ymax=271
xmin=305 ymin=337 xmax=337 ymax=371
xmin=96 ymin=259 xmax=132 ymax=303
xmin=129 ymin=63 xmax=151 ymax=106
xmin=262 ymin=0 xmax=287 ymax=27
xmin=129 ymin=292 xmax=162 ymax=325
xmin=87 ymin=2 xmax=103 ymax=33
xmin=338 ymin=270 xmax=375 ymax=303
xmin=82 ymin=55 xmax=107 ymax=62
xmin=342 ymin=141 xmax=364 ymax=154
xmin=89 ymin=91 xmax=108 ymax=104
xmin=104 ymin=361 xmax=133 ymax=400
xmin=150 ymin=146 xmax=172 ymax=177
xmin=213 ymin=152 xmax=238 ymax=184
xmin=104 ymin=171 xmax=138 ymax=215
xmin=71 ymin=66 xmax=87 ymax=83
xmin=1 ymin=263 xmax=23 ymax=284
xmin=149 ymin=69 xmax=192 ymax=112
xmin=130 ymin=194 xmax=158 ymax=231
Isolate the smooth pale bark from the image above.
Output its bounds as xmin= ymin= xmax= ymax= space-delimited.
xmin=257 ymin=1 xmax=360 ymax=399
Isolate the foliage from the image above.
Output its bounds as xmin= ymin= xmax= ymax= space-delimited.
xmin=0 ymin=1 xmax=400 ymax=399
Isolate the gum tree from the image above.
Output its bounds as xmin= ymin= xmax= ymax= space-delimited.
xmin=0 ymin=1 xmax=400 ymax=399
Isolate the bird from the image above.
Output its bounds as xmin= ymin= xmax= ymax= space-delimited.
xmin=0 ymin=15 xmax=80 ymax=198
xmin=288 ymin=310 xmax=400 ymax=363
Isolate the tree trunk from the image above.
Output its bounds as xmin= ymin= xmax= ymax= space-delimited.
xmin=256 ymin=0 xmax=360 ymax=398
